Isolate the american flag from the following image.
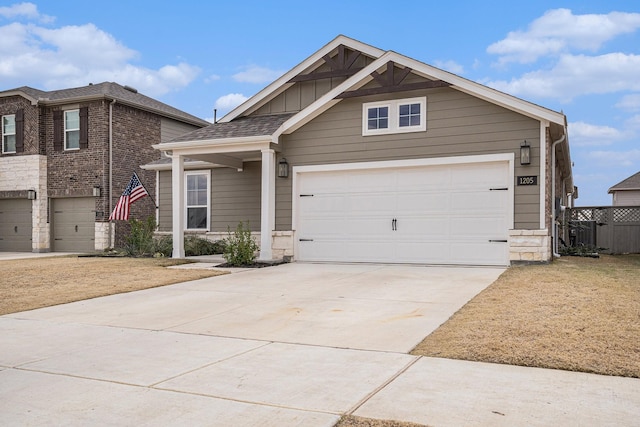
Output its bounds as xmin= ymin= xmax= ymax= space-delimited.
xmin=108 ymin=173 xmax=149 ymax=221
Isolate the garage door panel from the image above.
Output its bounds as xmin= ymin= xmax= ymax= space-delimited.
xmin=0 ymin=199 xmax=33 ymax=251
xmin=296 ymin=160 xmax=511 ymax=266
xmin=347 ymin=193 xmax=396 ymax=214
xmin=395 ymin=241 xmax=451 ymax=264
xmin=396 ymin=192 xmax=449 ymax=213
xmin=396 ymin=217 xmax=449 ymax=237
xmin=451 ymin=216 xmax=508 ymax=237
xmin=52 ymin=198 xmax=95 ymax=252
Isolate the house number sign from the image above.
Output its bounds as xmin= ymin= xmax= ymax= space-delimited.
xmin=517 ymin=175 xmax=538 ymax=186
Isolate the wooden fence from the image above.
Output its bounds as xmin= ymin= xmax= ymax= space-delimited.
xmin=567 ymin=206 xmax=640 ymax=254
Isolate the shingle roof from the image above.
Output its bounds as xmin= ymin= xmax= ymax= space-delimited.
xmin=170 ymin=113 xmax=296 ymax=142
xmin=609 ymin=171 xmax=640 ymax=192
xmin=0 ymin=82 xmax=209 ymax=127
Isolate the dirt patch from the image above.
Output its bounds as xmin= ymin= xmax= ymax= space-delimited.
xmin=335 ymin=416 xmax=428 ymax=427
xmin=0 ymin=256 xmax=227 ymax=315
xmin=411 ymin=254 xmax=640 ymax=378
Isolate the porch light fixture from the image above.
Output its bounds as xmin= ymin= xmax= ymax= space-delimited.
xmin=27 ymin=189 xmax=36 ymax=200
xmin=520 ymin=141 xmax=531 ymax=165
xmin=92 ymin=185 xmax=101 ymax=197
xmin=278 ymin=158 xmax=289 ymax=178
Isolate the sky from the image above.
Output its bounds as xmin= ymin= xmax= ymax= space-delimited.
xmin=1 ymin=1 xmax=638 ymax=206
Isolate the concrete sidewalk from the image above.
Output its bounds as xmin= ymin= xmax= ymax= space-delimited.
xmin=1 ymin=263 xmax=638 ymax=426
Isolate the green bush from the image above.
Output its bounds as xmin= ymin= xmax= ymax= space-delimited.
xmin=124 ymin=216 xmax=157 ymax=257
xmin=222 ymin=221 xmax=258 ymax=266
xmin=151 ymin=234 xmax=225 ymax=257
xmin=185 ymin=235 xmax=226 ymax=256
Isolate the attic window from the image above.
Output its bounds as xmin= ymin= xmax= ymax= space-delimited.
xmin=363 ymin=97 xmax=426 ymax=136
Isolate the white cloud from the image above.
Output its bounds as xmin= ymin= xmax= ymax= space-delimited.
xmin=0 ymin=2 xmax=53 ymax=23
xmin=625 ymin=114 xmax=640 ymax=130
xmin=488 ymin=9 xmax=640 ymax=64
xmin=0 ymin=20 xmax=200 ymax=97
xmin=484 ymin=53 xmax=640 ymax=101
xmin=433 ymin=60 xmax=464 ymax=75
xmin=616 ymin=94 xmax=640 ymax=112
xmin=205 ymin=74 xmax=221 ymax=83
xmin=214 ymin=93 xmax=248 ymax=110
xmin=568 ymin=121 xmax=624 ymax=147
xmin=587 ymin=149 xmax=640 ymax=167
xmin=232 ymin=65 xmax=284 ymax=84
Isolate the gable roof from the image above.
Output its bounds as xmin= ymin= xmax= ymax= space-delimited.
xmin=158 ymin=35 xmax=568 ymax=153
xmin=0 ymin=82 xmax=209 ymax=127
xmin=609 ymin=171 xmax=640 ymax=193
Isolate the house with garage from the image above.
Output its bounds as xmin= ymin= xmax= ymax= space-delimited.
xmin=0 ymin=82 xmax=209 ymax=252
xmin=144 ymin=35 xmax=574 ymax=266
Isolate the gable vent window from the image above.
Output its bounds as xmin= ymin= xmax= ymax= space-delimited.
xmin=363 ymin=97 xmax=426 ymax=136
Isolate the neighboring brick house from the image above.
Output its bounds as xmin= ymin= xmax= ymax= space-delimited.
xmin=0 ymin=82 xmax=209 ymax=252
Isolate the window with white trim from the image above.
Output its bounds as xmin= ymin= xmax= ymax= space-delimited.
xmin=64 ymin=109 xmax=80 ymax=150
xmin=2 ymin=114 xmax=16 ymax=153
xmin=185 ymin=171 xmax=210 ymax=230
xmin=363 ymin=97 xmax=426 ymax=136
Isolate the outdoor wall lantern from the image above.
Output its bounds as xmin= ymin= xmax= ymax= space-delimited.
xmin=278 ymin=158 xmax=289 ymax=178
xmin=92 ymin=185 xmax=101 ymax=197
xmin=520 ymin=141 xmax=531 ymax=165
xmin=27 ymin=189 xmax=37 ymax=200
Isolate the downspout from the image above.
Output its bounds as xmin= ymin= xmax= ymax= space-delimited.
xmin=109 ymin=99 xmax=116 ymax=248
xmin=551 ymin=131 xmax=566 ymax=258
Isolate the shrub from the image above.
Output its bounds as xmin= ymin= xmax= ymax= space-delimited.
xmin=222 ymin=221 xmax=258 ymax=266
xmin=185 ymin=235 xmax=226 ymax=256
xmin=123 ymin=216 xmax=157 ymax=257
xmin=152 ymin=235 xmax=226 ymax=257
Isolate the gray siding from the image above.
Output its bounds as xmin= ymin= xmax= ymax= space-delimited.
xmin=276 ymin=85 xmax=542 ymax=230
xmin=160 ymin=118 xmax=205 ymax=143
xmin=158 ymin=161 xmax=261 ymax=232
xmin=253 ymin=54 xmax=374 ymax=116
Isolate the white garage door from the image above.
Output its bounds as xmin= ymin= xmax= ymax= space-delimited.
xmin=295 ymin=160 xmax=511 ymax=266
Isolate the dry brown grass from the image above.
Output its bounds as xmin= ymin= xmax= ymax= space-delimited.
xmin=412 ymin=254 xmax=640 ymax=378
xmin=335 ymin=416 xmax=428 ymax=427
xmin=0 ymin=256 xmax=226 ymax=315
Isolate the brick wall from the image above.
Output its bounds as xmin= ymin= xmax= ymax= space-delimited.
xmin=0 ymin=95 xmax=39 ymax=155
xmin=44 ymin=100 xmax=160 ymax=248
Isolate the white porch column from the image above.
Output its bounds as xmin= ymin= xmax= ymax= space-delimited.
xmin=171 ymin=154 xmax=185 ymax=258
xmin=259 ymin=148 xmax=275 ymax=260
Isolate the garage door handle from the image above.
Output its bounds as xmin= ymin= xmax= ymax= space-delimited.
xmin=75 ymin=225 xmax=78 ymax=232
xmin=299 ymin=238 xmax=314 ymax=242
xmin=490 ymin=187 xmax=508 ymax=191
xmin=489 ymin=239 xmax=508 ymax=243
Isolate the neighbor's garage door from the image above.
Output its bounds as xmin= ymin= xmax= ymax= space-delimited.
xmin=0 ymin=199 xmax=32 ymax=251
xmin=296 ymin=161 xmax=511 ymax=266
xmin=52 ymin=197 xmax=95 ymax=252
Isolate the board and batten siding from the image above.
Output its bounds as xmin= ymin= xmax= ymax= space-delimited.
xmin=253 ymin=55 xmax=374 ymax=116
xmin=276 ymin=86 xmax=542 ymax=231
xmin=160 ymin=118 xmax=204 ymax=143
xmin=158 ymin=161 xmax=262 ymax=232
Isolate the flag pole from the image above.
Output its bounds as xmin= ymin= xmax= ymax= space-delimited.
xmin=133 ymin=171 xmax=158 ymax=209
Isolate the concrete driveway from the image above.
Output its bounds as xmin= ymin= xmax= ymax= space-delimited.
xmin=1 ymin=263 xmax=638 ymax=426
